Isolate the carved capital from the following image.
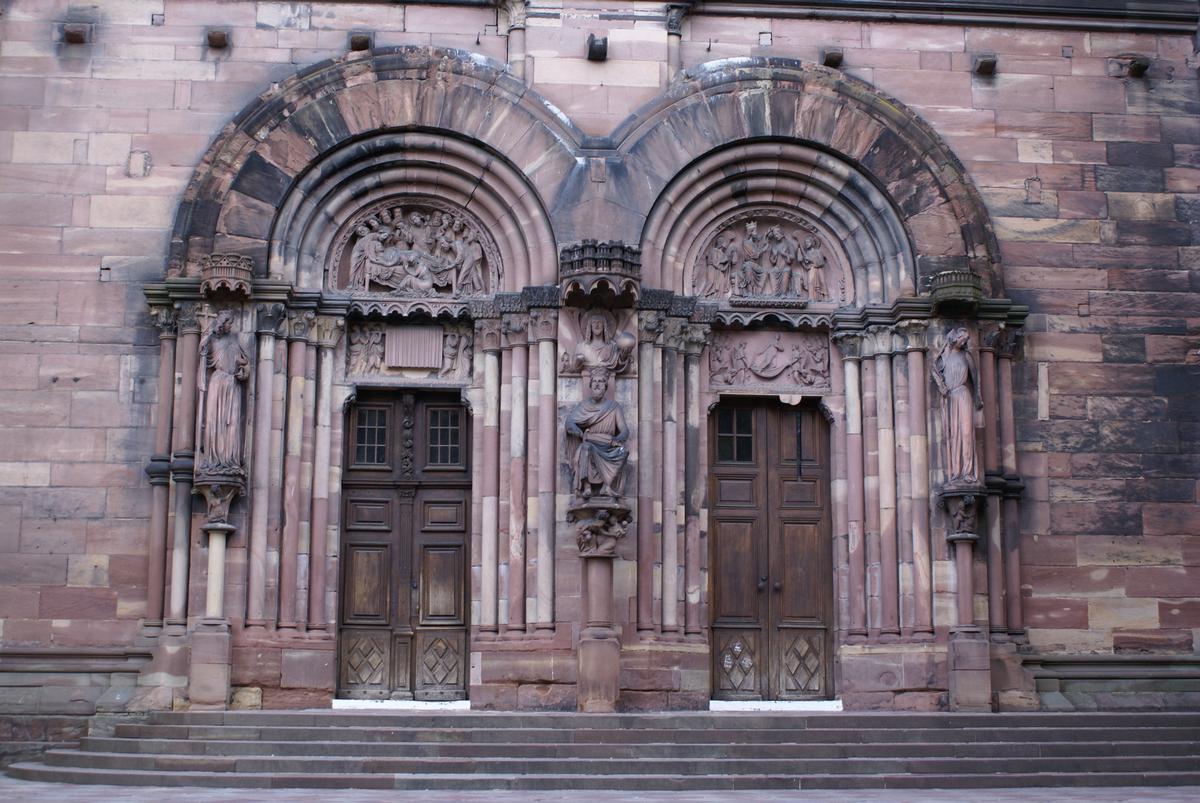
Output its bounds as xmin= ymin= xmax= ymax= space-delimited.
xmin=666 ymin=2 xmax=690 ymax=35
xmin=896 ymin=320 xmax=930 ymax=352
xmin=474 ymin=317 xmax=503 ymax=353
xmin=150 ymin=305 xmax=177 ymax=338
xmin=255 ymin=303 xmax=287 ymax=337
xmin=865 ymin=325 xmax=897 ymax=356
xmin=175 ymin=302 xmax=202 ymax=335
xmin=831 ymin=331 xmax=862 ymax=361
xmin=996 ymin=326 xmax=1023 ymax=360
xmin=287 ymin=310 xmax=315 ymax=341
xmin=978 ymin=321 xmax=1002 ymax=353
xmin=638 ymin=310 xmax=665 ymax=343
xmin=500 ymin=0 xmax=527 ymax=30
xmin=312 ymin=316 xmax=344 ymax=350
xmin=683 ymin=323 xmax=709 ymax=356
xmin=528 ymin=307 xmax=558 ymax=342
xmin=661 ymin=317 xmax=687 ymax=352
xmin=502 ymin=313 xmax=529 ymax=348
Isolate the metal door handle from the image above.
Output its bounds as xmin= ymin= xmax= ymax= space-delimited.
xmin=773 ymin=582 xmax=782 ymax=592
xmin=757 ymin=576 xmax=767 ymax=592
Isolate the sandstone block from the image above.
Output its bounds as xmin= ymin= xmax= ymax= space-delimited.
xmin=517 ymin=682 xmax=577 ymax=711
xmin=38 ymin=587 xmax=118 ymax=619
xmin=281 ymin=648 xmax=335 ymax=690
xmin=1125 ymin=566 xmax=1199 ymax=598
xmin=994 ymin=217 xmax=1101 ymax=244
xmin=1054 ymin=76 xmax=1126 ymax=113
xmin=1024 ymin=596 xmax=1089 ymax=629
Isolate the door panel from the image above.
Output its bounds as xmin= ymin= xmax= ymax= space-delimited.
xmin=338 ymin=391 xmax=470 ymax=700
xmin=710 ymin=400 xmax=833 ymax=701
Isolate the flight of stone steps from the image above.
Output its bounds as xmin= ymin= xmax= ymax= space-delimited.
xmin=8 ymin=710 xmax=1200 ymax=791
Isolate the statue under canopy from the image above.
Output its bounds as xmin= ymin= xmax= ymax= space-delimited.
xmin=931 ymin=327 xmax=983 ymax=486
xmin=198 ymin=308 xmax=250 ymax=478
xmin=564 ymin=367 xmax=630 ymax=499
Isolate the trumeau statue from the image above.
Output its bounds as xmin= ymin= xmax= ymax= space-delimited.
xmin=338 ymin=202 xmax=500 ymax=298
xmin=198 ymin=309 xmax=250 ymax=478
xmin=932 ymin=327 xmax=984 ymax=486
xmin=564 ymin=367 xmax=630 ymax=500
xmin=560 ymin=308 xmax=636 ymax=375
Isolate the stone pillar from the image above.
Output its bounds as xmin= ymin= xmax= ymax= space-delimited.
xmin=578 ymin=555 xmax=620 ymax=711
xmin=833 ymin=333 xmax=867 ymax=641
xmin=530 ymin=308 xmax=558 ymax=632
xmin=145 ymin=305 xmax=177 ymax=631
xmin=683 ymin=323 xmax=707 ymax=636
xmin=504 ymin=313 xmax=529 ymax=632
xmin=191 ymin=481 xmax=238 ymax=709
xmin=278 ymin=310 xmax=312 ymax=631
xmin=502 ymin=0 xmax=527 ymax=81
xmin=636 ymin=310 xmax=663 ymax=633
xmin=246 ymin=303 xmax=284 ymax=631
xmin=296 ymin=335 xmax=319 ymax=628
xmin=861 ymin=335 xmax=881 ymax=633
xmin=307 ymin=316 xmax=342 ymax=634
xmin=167 ymin=303 xmax=201 ymax=630
xmin=666 ymin=3 xmax=688 ymax=80
xmin=660 ymin=318 xmax=683 ymax=633
xmin=870 ymin=327 xmax=900 ymax=640
xmin=478 ymin=317 xmax=503 ymax=637
xmin=979 ymin=325 xmax=1007 ymax=639
xmin=997 ymin=329 xmax=1025 ymax=638
xmin=899 ymin=321 xmax=933 ymax=639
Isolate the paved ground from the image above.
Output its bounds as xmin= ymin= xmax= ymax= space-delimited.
xmin=1 ymin=776 xmax=1197 ymax=802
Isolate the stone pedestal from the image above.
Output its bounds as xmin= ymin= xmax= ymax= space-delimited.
xmin=188 ymin=620 xmax=231 ymax=709
xmin=948 ymin=629 xmax=992 ymax=711
xmin=578 ymin=556 xmax=620 ymax=713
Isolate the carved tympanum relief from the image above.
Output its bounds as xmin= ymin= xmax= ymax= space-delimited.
xmin=707 ymin=331 xmax=830 ymax=393
xmin=197 ymin=308 xmax=250 ymax=480
xmin=692 ymin=211 xmax=851 ymax=305
xmin=932 ymin=327 xmax=983 ymax=486
xmin=346 ymin=321 xmax=473 ymax=382
xmin=559 ymin=307 xmax=637 ymax=375
xmin=331 ymin=200 xmax=501 ymax=299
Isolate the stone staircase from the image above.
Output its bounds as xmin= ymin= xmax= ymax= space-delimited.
xmin=8 ymin=711 xmax=1200 ymax=790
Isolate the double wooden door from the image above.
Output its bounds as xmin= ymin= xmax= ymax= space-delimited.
xmin=709 ymin=401 xmax=833 ymax=700
xmin=338 ymin=390 xmax=469 ymax=700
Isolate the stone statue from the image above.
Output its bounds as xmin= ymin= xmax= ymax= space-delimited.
xmin=802 ymin=236 xmax=829 ymax=301
xmin=347 ymin=323 xmax=384 ymax=375
xmin=932 ymin=327 xmax=984 ymax=485
xmin=198 ymin=309 xmax=249 ymax=477
xmin=564 ymin=367 xmax=630 ymax=499
xmin=560 ymin=309 xmax=636 ymax=374
xmin=575 ymin=507 xmax=630 ymax=558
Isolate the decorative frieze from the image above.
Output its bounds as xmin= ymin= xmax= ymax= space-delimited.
xmin=346 ymin=321 xmax=473 ymax=382
xmin=708 ymin=330 xmax=830 ymax=393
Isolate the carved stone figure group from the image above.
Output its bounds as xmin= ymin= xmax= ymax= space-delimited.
xmin=346 ymin=322 xmax=472 ymax=381
xmin=694 ymin=219 xmax=831 ymax=302
xmin=347 ymin=206 xmax=489 ymax=298
xmin=709 ymin=333 xmax=829 ymax=388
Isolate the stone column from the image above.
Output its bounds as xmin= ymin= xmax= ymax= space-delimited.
xmin=861 ymin=334 xmax=881 ymax=633
xmin=833 ymin=333 xmax=867 ymax=641
xmin=246 ymin=303 xmax=284 ymax=631
xmin=636 ymin=310 xmax=663 ymax=633
xmin=666 ymin=3 xmax=688 ymax=80
xmin=145 ymin=305 xmax=177 ymax=631
xmin=660 ymin=318 xmax=683 ymax=633
xmin=307 ymin=316 xmax=343 ymax=634
xmin=477 ymin=317 xmax=503 ymax=637
xmin=502 ymin=0 xmax=527 ymax=81
xmin=997 ymin=329 xmax=1025 ymax=638
xmin=898 ymin=321 xmax=933 ymax=639
xmin=870 ymin=326 xmax=900 ymax=640
xmin=296 ymin=335 xmax=319 ymax=629
xmin=167 ymin=303 xmax=201 ymax=630
xmin=504 ymin=313 xmax=530 ymax=632
xmin=979 ymin=325 xmax=1007 ymax=639
xmin=278 ymin=310 xmax=313 ymax=631
xmin=529 ymin=308 xmax=559 ymax=632
xmin=683 ymin=323 xmax=707 ymax=636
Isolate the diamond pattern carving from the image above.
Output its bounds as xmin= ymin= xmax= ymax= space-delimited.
xmin=716 ymin=632 xmax=758 ymax=693
xmin=420 ymin=636 xmax=459 ymax=688
xmin=344 ymin=632 xmax=387 ymax=687
xmin=782 ymin=633 xmax=823 ymax=694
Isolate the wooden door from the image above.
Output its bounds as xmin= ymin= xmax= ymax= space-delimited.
xmin=709 ymin=401 xmax=833 ymax=700
xmin=338 ymin=391 xmax=470 ymax=700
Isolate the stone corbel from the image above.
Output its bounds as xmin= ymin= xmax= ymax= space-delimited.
xmin=666 ymin=3 xmax=690 ymax=36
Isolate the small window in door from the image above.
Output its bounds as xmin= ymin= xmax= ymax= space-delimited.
xmin=716 ymin=408 xmax=754 ymax=463
xmin=354 ymin=406 xmax=389 ymax=466
xmin=427 ymin=407 xmax=463 ymax=467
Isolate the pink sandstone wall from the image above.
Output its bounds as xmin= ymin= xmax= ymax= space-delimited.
xmin=0 ymin=1 xmax=1196 ymax=708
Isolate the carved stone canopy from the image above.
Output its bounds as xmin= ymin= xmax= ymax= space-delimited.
xmin=329 ymin=198 xmax=502 ymax=300
xmin=560 ymin=240 xmax=641 ymax=308
xmin=200 ymin=254 xmax=253 ymax=300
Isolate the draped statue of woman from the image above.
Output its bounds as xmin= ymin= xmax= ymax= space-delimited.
xmin=199 ymin=309 xmax=250 ymax=477
xmin=931 ymin=327 xmax=983 ymax=485
xmin=564 ymin=368 xmax=630 ymax=499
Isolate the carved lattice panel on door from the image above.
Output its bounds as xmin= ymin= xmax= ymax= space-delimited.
xmin=340 ymin=630 xmax=389 ymax=692
xmin=779 ymin=630 xmax=824 ymax=696
xmin=415 ymin=630 xmax=465 ymax=699
xmin=714 ymin=630 xmax=761 ymax=695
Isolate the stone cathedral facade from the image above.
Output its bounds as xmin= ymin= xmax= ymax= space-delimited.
xmin=0 ymin=0 xmax=1198 ymax=725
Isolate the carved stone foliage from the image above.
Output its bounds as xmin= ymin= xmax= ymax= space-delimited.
xmin=707 ymin=330 xmax=830 ymax=394
xmin=346 ymin=321 xmax=473 ymax=383
xmin=559 ymin=307 xmax=637 ymax=375
xmin=196 ymin=308 xmax=250 ymax=481
xmin=932 ymin=327 xmax=983 ymax=487
xmin=691 ymin=210 xmax=852 ymax=306
xmin=330 ymin=199 xmax=501 ymax=300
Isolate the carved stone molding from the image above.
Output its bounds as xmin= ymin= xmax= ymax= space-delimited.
xmin=865 ymin=325 xmax=899 ymax=356
xmin=638 ymin=310 xmax=665 ymax=345
xmin=521 ymin=285 xmax=561 ymax=309
xmin=708 ymin=330 xmax=830 ymax=393
xmin=199 ymin=254 xmax=253 ymax=299
xmin=996 ymin=326 xmax=1023 ymax=360
xmin=399 ymin=393 xmax=416 ymax=479
xmin=684 ymin=323 xmax=709 ymax=356
xmin=660 ymin=317 xmax=687 ymax=353
xmin=979 ymin=321 xmax=1002 ymax=353
xmin=255 ymin=303 xmax=287 ymax=336
xmin=896 ymin=319 xmax=929 ymax=352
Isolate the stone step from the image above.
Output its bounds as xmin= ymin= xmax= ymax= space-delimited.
xmin=77 ymin=736 xmax=1200 ymax=760
xmin=39 ymin=749 xmax=1200 ymax=776
xmin=111 ymin=723 xmax=1200 ymax=744
xmin=10 ymin=763 xmax=1200 ymax=791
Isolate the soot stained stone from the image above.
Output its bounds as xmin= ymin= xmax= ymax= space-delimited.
xmin=230 ymin=152 xmax=293 ymax=207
